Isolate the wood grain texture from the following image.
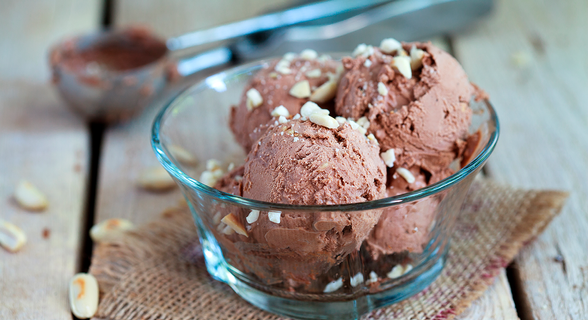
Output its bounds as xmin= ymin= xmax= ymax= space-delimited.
xmin=113 ymin=0 xmax=294 ymax=38
xmin=94 ymin=90 xmax=186 ymax=226
xmin=0 ymin=82 xmax=89 ymax=320
xmin=0 ymin=0 xmax=101 ymax=82
xmin=457 ymin=270 xmax=518 ymax=319
xmin=453 ymin=0 xmax=588 ymax=318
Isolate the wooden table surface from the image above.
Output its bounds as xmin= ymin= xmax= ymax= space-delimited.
xmin=0 ymin=0 xmax=586 ymax=319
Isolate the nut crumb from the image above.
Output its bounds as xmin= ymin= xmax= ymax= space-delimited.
xmin=268 ymin=211 xmax=281 ymax=224
xmin=377 ymin=82 xmax=388 ymax=96
xmin=380 ymin=38 xmax=402 ymax=54
xmin=246 ymin=88 xmax=263 ymax=110
xmin=309 ymin=113 xmax=339 ymax=129
xmin=397 ymin=167 xmax=416 ymax=183
xmin=246 ymin=210 xmax=260 ymax=224
xmin=289 ymin=80 xmax=311 ymax=98
xmin=392 ymin=56 xmax=412 ymax=79
xmin=381 ymin=149 xmax=396 ymax=167
xmin=323 ymin=278 xmax=343 ymax=293
xmin=221 ymin=213 xmax=248 ymax=237
xmin=14 ymin=180 xmax=48 ymax=211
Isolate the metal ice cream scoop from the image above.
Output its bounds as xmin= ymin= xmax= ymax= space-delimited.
xmin=49 ymin=0 xmax=491 ymax=123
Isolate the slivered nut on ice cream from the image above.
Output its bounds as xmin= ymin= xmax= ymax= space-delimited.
xmin=276 ymin=65 xmax=292 ymax=75
xmin=356 ymin=116 xmax=370 ymax=129
xmin=300 ymin=101 xmax=325 ymax=118
xmin=276 ymin=59 xmax=290 ymax=68
xmin=289 ymin=80 xmax=311 ymax=98
xmin=310 ymin=113 xmax=339 ymax=129
xmin=310 ymin=80 xmax=337 ymax=103
xmin=377 ymin=82 xmax=388 ymax=96
xmin=69 ymin=273 xmax=99 ymax=319
xmin=381 ymin=149 xmax=396 ymax=167
xmin=305 ymin=69 xmax=321 ymax=78
xmin=283 ymin=52 xmax=297 ymax=61
xmin=352 ymin=43 xmax=367 ymax=57
xmin=364 ymin=59 xmax=372 ymax=68
xmin=222 ymin=225 xmax=235 ymax=235
xmin=271 ymin=105 xmax=290 ymax=117
xmin=410 ymin=46 xmax=425 ymax=70
xmin=380 ymin=38 xmax=402 ymax=54
xmin=350 ymin=272 xmax=364 ymax=287
xmin=90 ymin=218 xmax=135 ymax=243
xmin=396 ymin=168 xmax=416 ymax=183
xmin=221 ymin=213 xmax=248 ymax=237
xmin=392 ymin=56 xmax=412 ymax=79
xmin=0 ymin=220 xmax=26 ymax=252
xmin=246 ymin=210 xmax=260 ymax=224
xmin=347 ymin=119 xmax=366 ymax=135
xmin=268 ymin=211 xmax=281 ymax=224
xmin=206 ymin=159 xmax=222 ymax=171
xmin=278 ymin=116 xmax=288 ymax=124
xmin=367 ymin=133 xmax=379 ymax=145
xmin=300 ymin=49 xmax=318 ymax=60
xmin=335 ymin=116 xmax=347 ymax=124
xmin=366 ymin=271 xmax=379 ymax=285
xmin=246 ymin=88 xmax=263 ymax=110
xmin=200 ymin=159 xmax=224 ymax=186
xmin=386 ymin=264 xmax=413 ymax=279
xmin=168 ymin=145 xmax=197 ymax=165
xmin=323 ymin=278 xmax=343 ymax=293
xmin=14 ymin=180 xmax=48 ymax=211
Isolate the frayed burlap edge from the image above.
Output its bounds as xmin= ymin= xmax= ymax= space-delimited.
xmin=89 ymin=181 xmax=568 ymax=320
xmin=433 ymin=188 xmax=568 ymax=319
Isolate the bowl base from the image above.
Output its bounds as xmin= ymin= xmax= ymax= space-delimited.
xmin=196 ymin=223 xmax=445 ymax=319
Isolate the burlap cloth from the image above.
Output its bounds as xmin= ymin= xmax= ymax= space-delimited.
xmin=89 ymin=180 xmax=568 ymax=320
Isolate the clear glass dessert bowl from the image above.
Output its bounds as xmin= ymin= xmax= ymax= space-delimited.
xmin=152 ymin=60 xmax=499 ymax=320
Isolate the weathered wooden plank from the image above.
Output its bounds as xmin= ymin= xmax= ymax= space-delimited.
xmin=453 ymin=0 xmax=588 ymax=318
xmin=457 ymin=270 xmax=518 ymax=319
xmin=0 ymin=0 xmax=101 ymax=82
xmin=94 ymin=92 xmax=186 ymax=226
xmin=113 ymin=0 xmax=293 ymax=38
xmin=0 ymin=81 xmax=89 ymax=320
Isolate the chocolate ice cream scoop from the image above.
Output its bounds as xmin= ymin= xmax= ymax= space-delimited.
xmin=230 ymin=52 xmax=341 ymax=151
xmin=242 ymin=118 xmax=385 ymax=204
xmin=335 ymin=42 xmax=473 ymax=176
xmin=217 ymin=118 xmax=387 ymax=288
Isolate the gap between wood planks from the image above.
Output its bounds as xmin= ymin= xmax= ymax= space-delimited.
xmin=447 ymin=35 xmax=530 ymax=320
xmin=77 ymin=0 xmax=112 ymax=273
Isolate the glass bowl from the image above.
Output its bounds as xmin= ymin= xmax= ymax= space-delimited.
xmin=152 ymin=60 xmax=499 ymax=320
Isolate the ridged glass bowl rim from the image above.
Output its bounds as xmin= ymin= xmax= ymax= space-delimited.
xmin=152 ymin=59 xmax=499 ymax=212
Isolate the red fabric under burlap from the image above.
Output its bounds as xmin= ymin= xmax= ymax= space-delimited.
xmin=89 ymin=180 xmax=568 ymax=320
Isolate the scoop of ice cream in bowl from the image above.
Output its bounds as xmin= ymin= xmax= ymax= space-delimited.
xmin=151 ymin=40 xmax=498 ymax=320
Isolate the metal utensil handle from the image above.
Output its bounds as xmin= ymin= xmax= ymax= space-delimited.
xmin=166 ymin=0 xmax=391 ymax=51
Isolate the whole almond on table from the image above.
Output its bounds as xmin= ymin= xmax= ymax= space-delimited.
xmin=168 ymin=145 xmax=197 ymax=166
xmin=69 ymin=273 xmax=99 ymax=319
xmin=137 ymin=166 xmax=176 ymax=191
xmin=90 ymin=218 xmax=135 ymax=243
xmin=14 ymin=180 xmax=48 ymax=211
xmin=0 ymin=219 xmax=27 ymax=252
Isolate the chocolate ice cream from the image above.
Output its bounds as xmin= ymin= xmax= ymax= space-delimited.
xmin=230 ymin=51 xmax=341 ymax=151
xmin=336 ymin=42 xmax=472 ymax=176
xmin=206 ymin=39 xmax=484 ymax=294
